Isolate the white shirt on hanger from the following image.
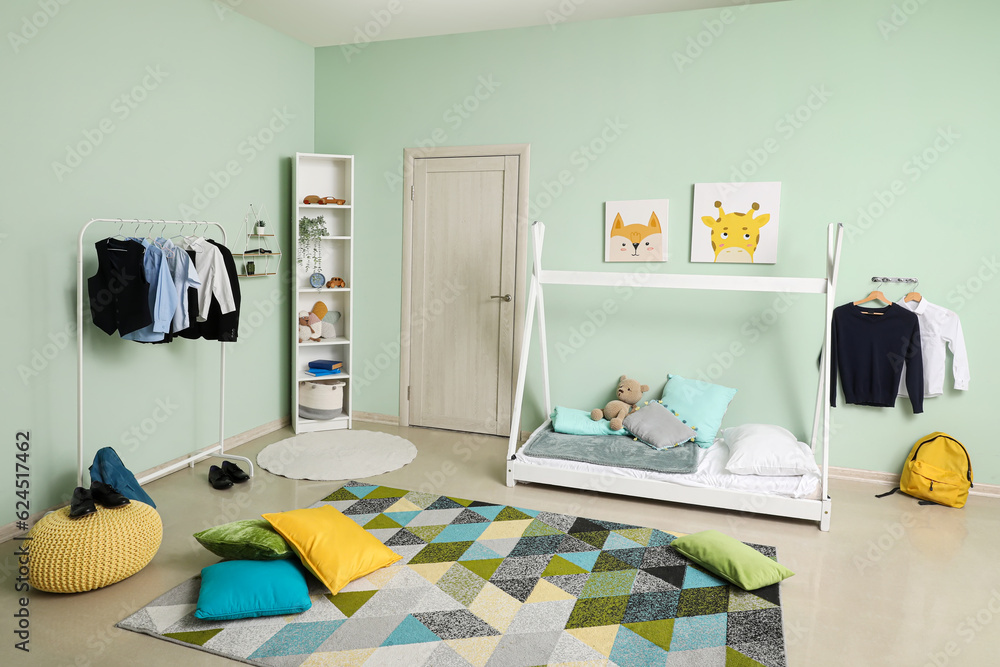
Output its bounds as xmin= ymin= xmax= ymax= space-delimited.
xmin=897 ymin=297 xmax=969 ymax=398
xmin=180 ymin=236 xmax=236 ymax=321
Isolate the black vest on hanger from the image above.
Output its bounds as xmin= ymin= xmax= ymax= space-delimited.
xmin=88 ymin=238 xmax=152 ymax=336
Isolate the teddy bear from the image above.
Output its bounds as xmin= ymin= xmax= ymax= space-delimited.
xmin=298 ymin=310 xmax=321 ymax=343
xmin=591 ymin=375 xmax=650 ymax=430
xmin=326 ymin=276 xmax=346 ymax=288
xmin=298 ymin=302 xmax=343 ymax=342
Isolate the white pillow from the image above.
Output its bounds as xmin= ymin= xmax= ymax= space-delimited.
xmin=722 ymin=424 xmax=820 ymax=476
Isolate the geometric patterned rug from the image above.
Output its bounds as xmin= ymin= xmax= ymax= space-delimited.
xmin=118 ymin=481 xmax=787 ymax=666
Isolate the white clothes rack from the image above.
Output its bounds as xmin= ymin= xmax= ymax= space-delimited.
xmin=76 ymin=218 xmax=254 ymax=488
xmin=506 ymin=221 xmax=844 ymax=531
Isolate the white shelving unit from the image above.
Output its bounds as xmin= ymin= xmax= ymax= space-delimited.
xmin=292 ymin=153 xmax=354 ymax=433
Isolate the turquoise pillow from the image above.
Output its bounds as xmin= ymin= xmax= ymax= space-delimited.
xmin=671 ymin=530 xmax=794 ymax=591
xmin=551 ymin=406 xmax=627 ymax=436
xmin=660 ymin=374 xmax=736 ymax=448
xmin=195 ymin=559 xmax=312 ymax=621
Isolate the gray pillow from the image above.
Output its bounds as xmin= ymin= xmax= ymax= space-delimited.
xmin=623 ymin=401 xmax=698 ymax=451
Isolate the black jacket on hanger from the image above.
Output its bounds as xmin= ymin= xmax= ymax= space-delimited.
xmin=174 ymin=241 xmax=241 ymax=342
xmin=88 ymin=238 xmax=152 ymax=336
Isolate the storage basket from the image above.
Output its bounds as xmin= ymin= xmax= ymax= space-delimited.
xmin=299 ymin=380 xmax=345 ymax=420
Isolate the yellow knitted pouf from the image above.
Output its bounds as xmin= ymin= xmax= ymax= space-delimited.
xmin=27 ymin=501 xmax=162 ymax=593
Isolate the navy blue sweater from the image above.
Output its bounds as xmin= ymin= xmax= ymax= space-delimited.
xmin=830 ymin=303 xmax=924 ymax=414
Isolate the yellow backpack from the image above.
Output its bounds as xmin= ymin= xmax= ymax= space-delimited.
xmin=877 ymin=432 xmax=973 ymax=508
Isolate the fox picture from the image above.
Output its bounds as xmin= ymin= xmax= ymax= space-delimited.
xmin=608 ymin=211 xmax=663 ymax=262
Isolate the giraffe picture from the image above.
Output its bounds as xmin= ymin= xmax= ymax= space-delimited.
xmin=604 ymin=199 xmax=669 ymax=262
xmin=690 ymin=182 xmax=782 ymax=264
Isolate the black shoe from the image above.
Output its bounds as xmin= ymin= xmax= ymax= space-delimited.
xmin=209 ymin=465 xmax=233 ymax=489
xmin=91 ymin=481 xmax=130 ymax=508
xmin=221 ymin=461 xmax=249 ymax=483
xmin=69 ymin=487 xmax=97 ymax=518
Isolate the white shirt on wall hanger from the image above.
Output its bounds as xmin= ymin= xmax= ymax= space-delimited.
xmin=897 ymin=296 xmax=969 ymax=398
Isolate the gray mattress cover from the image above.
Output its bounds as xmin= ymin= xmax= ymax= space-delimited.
xmin=520 ymin=424 xmax=699 ymax=474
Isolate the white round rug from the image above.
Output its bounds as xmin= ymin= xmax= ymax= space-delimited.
xmin=256 ymin=430 xmax=417 ymax=481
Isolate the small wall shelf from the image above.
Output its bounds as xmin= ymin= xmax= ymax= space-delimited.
xmin=236 ymin=203 xmax=280 ymax=278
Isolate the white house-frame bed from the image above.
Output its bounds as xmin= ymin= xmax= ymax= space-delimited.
xmin=506 ymin=221 xmax=844 ymax=531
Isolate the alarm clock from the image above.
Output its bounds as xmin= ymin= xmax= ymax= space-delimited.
xmin=309 ymin=272 xmax=325 ymax=288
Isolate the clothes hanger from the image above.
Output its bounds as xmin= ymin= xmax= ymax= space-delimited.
xmin=109 ymin=218 xmax=128 ymax=241
xmin=154 ymin=221 xmax=174 ymax=258
xmin=169 ymin=222 xmax=190 ymax=240
xmin=853 ymin=290 xmax=891 ymax=306
xmin=903 ymin=280 xmax=922 ymax=303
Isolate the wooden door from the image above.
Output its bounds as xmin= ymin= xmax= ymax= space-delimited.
xmin=408 ymin=155 xmax=519 ymax=435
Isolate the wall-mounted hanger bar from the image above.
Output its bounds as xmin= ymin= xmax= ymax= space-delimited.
xmin=871 ymin=276 xmax=918 ymax=284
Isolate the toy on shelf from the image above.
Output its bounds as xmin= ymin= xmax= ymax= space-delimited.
xmin=326 ymin=277 xmax=346 ymax=288
xmin=591 ymin=375 xmax=650 ymax=431
xmin=303 ymin=195 xmax=346 ymax=205
xmin=298 ymin=301 xmax=343 ymax=343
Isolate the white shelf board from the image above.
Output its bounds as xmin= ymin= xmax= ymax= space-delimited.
xmin=539 ymin=269 xmax=828 ymax=294
xmin=299 ymin=204 xmax=351 ymax=210
xmin=297 ymin=416 xmax=350 ymax=432
xmin=297 ymin=372 xmax=349 ymax=382
xmin=296 ymin=152 xmax=353 ymax=160
xmin=299 ymin=287 xmax=350 ymax=293
xmin=298 ymin=337 xmax=350 ymax=346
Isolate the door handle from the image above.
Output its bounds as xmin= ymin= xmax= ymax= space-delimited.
xmin=491 ymin=294 xmax=512 ymax=302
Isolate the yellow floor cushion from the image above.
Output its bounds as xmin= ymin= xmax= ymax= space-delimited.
xmin=27 ymin=501 xmax=162 ymax=593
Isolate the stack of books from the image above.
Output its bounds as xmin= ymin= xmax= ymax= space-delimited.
xmin=305 ymin=360 xmax=343 ymax=377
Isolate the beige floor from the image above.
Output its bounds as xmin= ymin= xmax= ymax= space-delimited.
xmin=2 ymin=421 xmax=998 ymax=666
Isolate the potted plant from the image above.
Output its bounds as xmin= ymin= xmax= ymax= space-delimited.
xmin=297 ymin=215 xmax=326 ymax=273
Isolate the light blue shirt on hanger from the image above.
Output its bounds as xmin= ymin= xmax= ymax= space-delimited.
xmin=122 ymin=238 xmax=178 ymax=342
xmin=158 ymin=238 xmax=202 ymax=333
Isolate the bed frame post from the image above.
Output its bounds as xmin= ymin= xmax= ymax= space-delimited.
xmin=507 ymin=222 xmax=546 ymax=480
xmin=819 ymin=223 xmax=844 ymax=531
xmin=533 ymin=225 xmax=552 ymax=418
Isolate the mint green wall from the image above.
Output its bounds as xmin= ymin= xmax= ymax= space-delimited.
xmin=316 ymin=0 xmax=999 ymax=482
xmin=0 ymin=0 xmax=313 ymax=513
